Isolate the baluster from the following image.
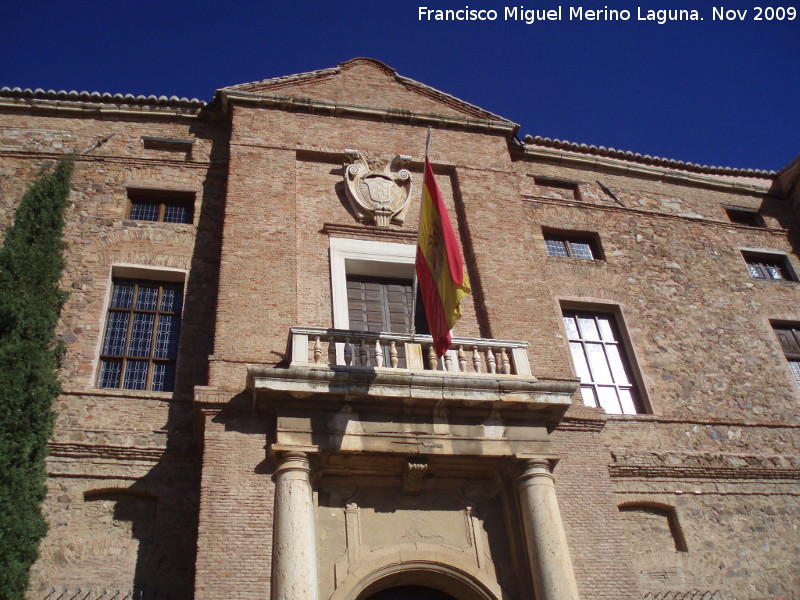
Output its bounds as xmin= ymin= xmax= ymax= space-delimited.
xmin=389 ymin=340 xmax=399 ymax=368
xmin=313 ymin=336 xmax=322 ymax=364
xmin=500 ymin=347 xmax=511 ymax=374
xmin=428 ymin=345 xmax=438 ymax=370
xmin=344 ymin=337 xmax=353 ymax=366
xmin=375 ymin=340 xmax=384 ymax=367
xmin=486 ymin=347 xmax=497 ymax=373
xmin=328 ymin=335 xmax=336 ymax=366
xmin=359 ymin=339 xmax=369 ymax=366
xmin=473 ymin=346 xmax=482 ymax=373
xmin=444 ymin=351 xmax=453 ymax=372
xmin=458 ymin=345 xmax=467 ymax=372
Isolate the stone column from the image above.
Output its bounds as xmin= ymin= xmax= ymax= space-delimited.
xmin=271 ymin=451 xmax=319 ymax=600
xmin=516 ymin=458 xmax=581 ymax=600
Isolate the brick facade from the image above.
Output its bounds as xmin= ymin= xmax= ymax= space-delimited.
xmin=1 ymin=58 xmax=798 ymax=600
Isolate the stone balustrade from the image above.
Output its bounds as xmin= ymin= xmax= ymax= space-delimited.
xmin=288 ymin=326 xmax=533 ymax=376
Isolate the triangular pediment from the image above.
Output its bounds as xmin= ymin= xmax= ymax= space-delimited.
xmin=220 ymin=58 xmax=516 ymax=128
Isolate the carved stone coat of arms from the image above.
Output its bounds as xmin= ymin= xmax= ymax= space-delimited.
xmin=343 ymin=151 xmax=413 ymax=227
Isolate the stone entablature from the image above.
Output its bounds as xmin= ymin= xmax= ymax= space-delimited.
xmin=247 ymin=369 xmax=575 ymax=456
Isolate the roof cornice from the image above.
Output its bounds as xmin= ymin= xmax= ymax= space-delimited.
xmin=521 ymin=142 xmax=776 ymax=194
xmin=219 ymin=89 xmax=519 ymax=136
xmin=0 ymin=87 xmax=207 ymax=119
xmin=522 ymin=134 xmax=777 ymax=178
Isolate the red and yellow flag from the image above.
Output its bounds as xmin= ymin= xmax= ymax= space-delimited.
xmin=416 ymin=157 xmax=471 ymax=357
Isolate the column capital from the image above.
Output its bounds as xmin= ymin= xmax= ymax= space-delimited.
xmin=274 ymin=451 xmax=313 ymax=477
xmin=516 ymin=456 xmax=558 ymax=485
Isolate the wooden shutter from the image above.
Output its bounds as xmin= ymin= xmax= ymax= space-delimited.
xmin=774 ymin=327 xmax=800 ymax=359
xmin=346 ymin=276 xmax=414 ymax=334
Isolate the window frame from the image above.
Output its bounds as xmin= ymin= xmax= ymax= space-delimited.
xmin=741 ymin=251 xmax=796 ymax=282
xmin=329 ymin=238 xmax=419 ymax=364
xmin=725 ymin=206 xmax=764 ymax=227
xmin=561 ymin=307 xmax=645 ymax=415
xmin=329 ymin=238 xmax=417 ymax=330
xmin=543 ymin=229 xmax=604 ymax=261
xmin=772 ymin=323 xmax=800 ymax=388
xmin=96 ymin=266 xmax=187 ymax=393
xmin=126 ymin=188 xmax=195 ymax=225
xmin=530 ymin=175 xmax=582 ymax=201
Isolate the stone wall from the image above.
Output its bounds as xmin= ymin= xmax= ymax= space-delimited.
xmin=1 ymin=60 xmax=797 ymax=600
xmin=0 ymin=100 xmax=225 ymax=597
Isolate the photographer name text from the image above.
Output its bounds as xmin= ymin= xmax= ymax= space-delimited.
xmin=417 ymin=5 xmax=797 ymax=24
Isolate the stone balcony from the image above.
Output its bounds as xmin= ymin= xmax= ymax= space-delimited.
xmin=246 ymin=327 xmax=578 ymax=426
xmin=289 ymin=326 xmax=534 ymax=375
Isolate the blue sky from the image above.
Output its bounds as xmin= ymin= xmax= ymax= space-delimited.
xmin=2 ymin=0 xmax=798 ymax=171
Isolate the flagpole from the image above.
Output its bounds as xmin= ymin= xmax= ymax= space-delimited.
xmin=425 ymin=126 xmax=432 ymax=156
xmin=411 ymin=127 xmax=433 ymax=338
xmin=410 ymin=271 xmax=419 ymax=337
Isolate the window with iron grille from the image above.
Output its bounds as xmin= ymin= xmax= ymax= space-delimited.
xmin=98 ymin=280 xmax=183 ymax=392
xmin=773 ymin=324 xmax=800 ymax=388
xmin=562 ymin=310 xmax=643 ymax=414
xmin=742 ymin=252 xmax=795 ymax=281
xmin=544 ymin=232 xmax=602 ymax=260
xmin=128 ymin=191 xmax=194 ymax=224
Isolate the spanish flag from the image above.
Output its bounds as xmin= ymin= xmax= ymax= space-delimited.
xmin=416 ymin=156 xmax=471 ymax=357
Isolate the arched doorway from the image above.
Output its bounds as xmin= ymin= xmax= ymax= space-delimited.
xmin=364 ymin=585 xmax=458 ymax=600
xmin=346 ymin=561 xmax=500 ymax=600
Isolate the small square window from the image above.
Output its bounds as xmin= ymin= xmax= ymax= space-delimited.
xmin=726 ymin=207 xmax=764 ymax=227
xmin=742 ymin=252 xmax=795 ymax=281
xmin=544 ymin=231 xmax=602 ymax=260
xmin=127 ymin=190 xmax=194 ymax=224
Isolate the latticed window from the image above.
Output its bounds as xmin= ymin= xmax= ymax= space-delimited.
xmin=128 ymin=192 xmax=194 ymax=224
xmin=544 ymin=233 xmax=600 ymax=260
xmin=563 ymin=310 xmax=642 ymax=414
xmin=743 ymin=253 xmax=794 ymax=281
xmin=98 ymin=280 xmax=183 ymax=392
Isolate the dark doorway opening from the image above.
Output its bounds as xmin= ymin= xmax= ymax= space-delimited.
xmin=364 ymin=585 xmax=459 ymax=600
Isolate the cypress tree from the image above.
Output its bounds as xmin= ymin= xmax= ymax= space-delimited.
xmin=0 ymin=156 xmax=74 ymax=600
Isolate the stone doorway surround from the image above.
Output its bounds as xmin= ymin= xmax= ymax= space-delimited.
xmin=249 ymin=351 xmax=582 ymax=600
